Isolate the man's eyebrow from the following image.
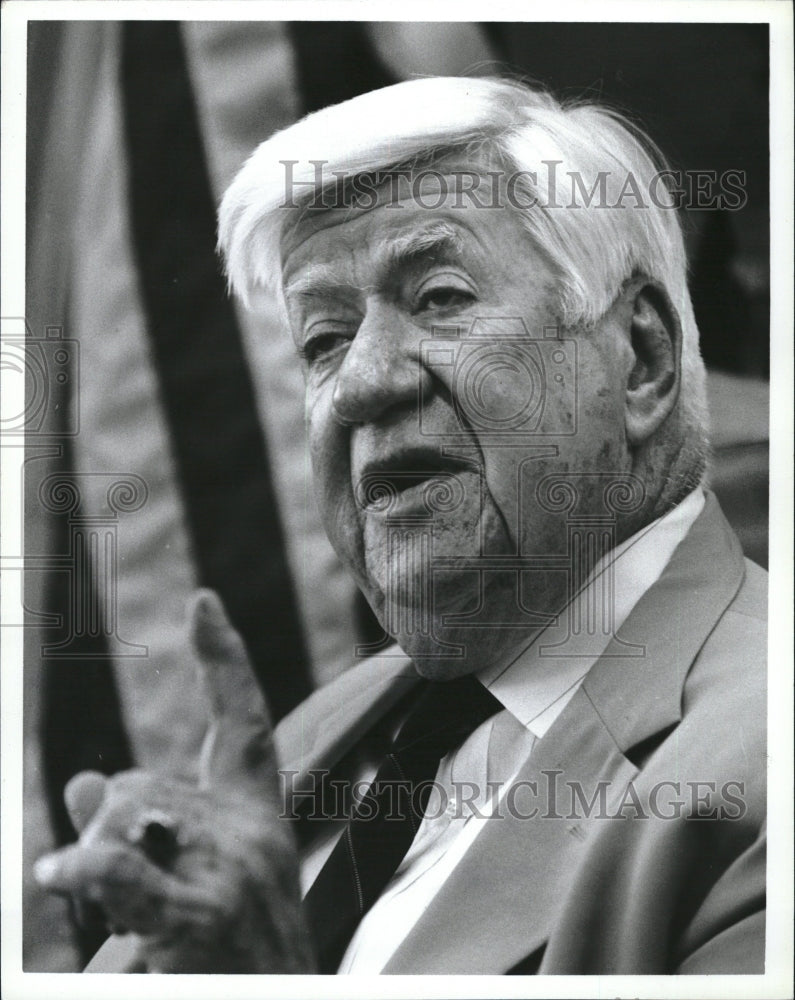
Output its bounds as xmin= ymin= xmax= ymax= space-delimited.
xmin=283 ymin=222 xmax=468 ymax=301
xmin=282 ymin=264 xmax=353 ymax=301
xmin=381 ymin=222 xmax=466 ymax=273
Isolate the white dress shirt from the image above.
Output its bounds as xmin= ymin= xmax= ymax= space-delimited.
xmin=303 ymin=489 xmax=705 ymax=973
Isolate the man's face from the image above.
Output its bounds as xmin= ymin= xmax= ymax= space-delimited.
xmin=282 ymin=166 xmax=630 ymax=678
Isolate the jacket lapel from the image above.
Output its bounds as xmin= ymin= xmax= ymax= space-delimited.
xmin=275 ymin=647 xmax=420 ymax=801
xmin=385 ymin=492 xmax=747 ymax=973
xmin=583 ymin=491 xmax=745 ymax=752
xmin=384 ymin=687 xmax=635 ymax=973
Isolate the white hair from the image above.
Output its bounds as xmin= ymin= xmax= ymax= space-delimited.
xmin=218 ymin=76 xmax=708 ymax=457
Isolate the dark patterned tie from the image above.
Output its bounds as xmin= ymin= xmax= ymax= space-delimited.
xmin=304 ymin=674 xmax=502 ymax=972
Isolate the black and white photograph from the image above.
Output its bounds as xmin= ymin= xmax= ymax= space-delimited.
xmin=1 ymin=2 xmax=792 ymax=997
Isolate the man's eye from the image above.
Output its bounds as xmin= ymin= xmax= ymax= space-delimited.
xmin=415 ymin=285 xmax=475 ymax=313
xmin=300 ymin=331 xmax=351 ymax=365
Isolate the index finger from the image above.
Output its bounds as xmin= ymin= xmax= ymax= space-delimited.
xmin=189 ymin=589 xmax=278 ymax=796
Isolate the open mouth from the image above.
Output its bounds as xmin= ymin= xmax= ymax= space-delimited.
xmin=356 ymin=449 xmax=477 ymax=514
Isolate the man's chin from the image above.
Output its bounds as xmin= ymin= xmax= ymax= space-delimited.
xmin=393 ymin=628 xmax=487 ymax=681
xmin=409 ymin=659 xmax=482 ymax=682
xmin=390 ymin=600 xmax=543 ymax=681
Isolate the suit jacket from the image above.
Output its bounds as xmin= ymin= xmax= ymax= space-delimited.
xmin=88 ymin=492 xmax=766 ymax=973
xmin=276 ymin=490 xmax=766 ymax=974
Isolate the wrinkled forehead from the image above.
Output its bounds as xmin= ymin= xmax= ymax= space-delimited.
xmin=279 ymin=150 xmax=507 ymax=273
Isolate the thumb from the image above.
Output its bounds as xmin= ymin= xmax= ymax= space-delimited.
xmin=189 ymin=589 xmax=278 ymax=795
xmin=64 ymin=771 xmax=108 ymax=834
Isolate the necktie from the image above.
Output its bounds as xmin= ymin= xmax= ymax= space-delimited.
xmin=304 ymin=674 xmax=502 ymax=972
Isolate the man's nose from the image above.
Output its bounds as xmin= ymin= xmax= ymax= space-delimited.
xmin=331 ymin=305 xmax=426 ymax=426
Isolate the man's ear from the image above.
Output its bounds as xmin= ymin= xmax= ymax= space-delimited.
xmin=624 ymin=282 xmax=682 ymax=447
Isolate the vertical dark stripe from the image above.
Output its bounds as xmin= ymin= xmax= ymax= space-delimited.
xmin=287 ymin=21 xmax=397 ymax=115
xmin=120 ymin=21 xmax=311 ymax=720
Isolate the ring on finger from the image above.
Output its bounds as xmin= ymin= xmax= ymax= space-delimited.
xmin=127 ymin=810 xmax=181 ymax=865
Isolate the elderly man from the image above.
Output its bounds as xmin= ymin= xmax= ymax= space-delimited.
xmin=35 ymin=77 xmax=766 ymax=975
